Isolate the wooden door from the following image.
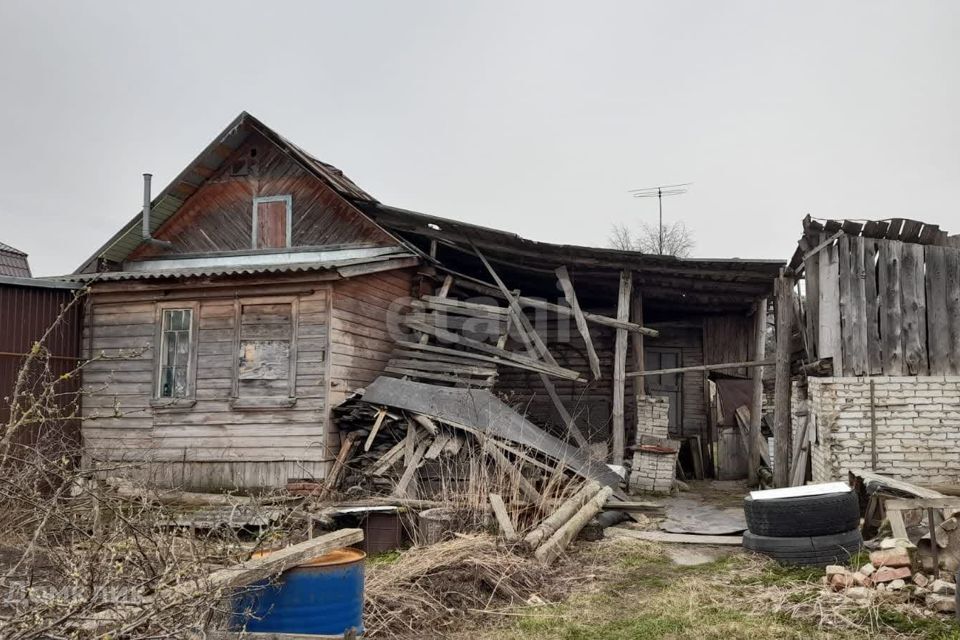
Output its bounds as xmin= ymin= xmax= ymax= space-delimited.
xmin=256 ymin=200 xmax=288 ymax=249
xmin=644 ymin=347 xmax=682 ymax=436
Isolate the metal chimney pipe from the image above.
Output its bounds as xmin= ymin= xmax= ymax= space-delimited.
xmin=142 ymin=173 xmax=153 ymax=239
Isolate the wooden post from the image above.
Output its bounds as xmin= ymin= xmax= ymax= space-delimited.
xmin=612 ymin=271 xmax=632 ymax=466
xmin=773 ymin=276 xmax=794 ymax=488
xmin=749 ymin=297 xmax=767 ymax=486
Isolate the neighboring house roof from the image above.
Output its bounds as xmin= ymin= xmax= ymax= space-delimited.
xmin=0 ymin=241 xmax=31 ymax=278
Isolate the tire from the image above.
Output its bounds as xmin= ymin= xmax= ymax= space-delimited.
xmin=742 ymin=529 xmax=863 ymax=567
xmin=743 ymin=491 xmax=860 ymax=537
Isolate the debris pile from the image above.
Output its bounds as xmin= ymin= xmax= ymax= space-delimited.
xmin=824 ymin=537 xmax=958 ymax=614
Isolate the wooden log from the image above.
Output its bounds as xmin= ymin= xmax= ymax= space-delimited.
xmin=523 ymin=481 xmax=601 ymax=550
xmin=556 ymin=266 xmax=601 ymax=380
xmin=534 ymin=486 xmax=613 ymax=564
xmin=773 ymin=275 xmax=794 ymax=488
xmin=612 ymin=270 xmax=632 ymax=466
xmin=488 ymin=493 xmax=518 ymax=542
xmin=106 ymin=479 xmax=254 ymax=506
xmin=749 ymin=298 xmax=767 ymax=485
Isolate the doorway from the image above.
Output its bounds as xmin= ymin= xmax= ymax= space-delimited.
xmin=644 ymin=347 xmax=683 ymax=436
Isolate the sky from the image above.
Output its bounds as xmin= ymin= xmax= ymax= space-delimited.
xmin=0 ymin=1 xmax=957 ymax=276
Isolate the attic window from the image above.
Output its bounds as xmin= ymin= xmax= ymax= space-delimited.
xmin=252 ymin=195 xmax=292 ymax=249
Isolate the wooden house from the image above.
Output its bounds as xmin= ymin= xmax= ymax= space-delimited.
xmin=67 ymin=112 xmax=782 ymax=490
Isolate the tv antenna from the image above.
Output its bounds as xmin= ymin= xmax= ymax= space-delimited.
xmin=627 ymin=183 xmax=692 ymax=255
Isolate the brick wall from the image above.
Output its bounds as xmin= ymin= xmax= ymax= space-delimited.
xmin=807 ymin=376 xmax=960 ymax=484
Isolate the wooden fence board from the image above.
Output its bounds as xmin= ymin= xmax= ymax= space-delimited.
xmin=925 ymin=245 xmax=950 ymax=375
xmin=878 ymin=240 xmax=904 ymax=375
xmin=839 ymin=236 xmax=867 ymax=375
xmin=864 ymin=239 xmax=882 ymax=374
xmin=900 ymin=243 xmax=928 ymax=375
xmin=818 ymin=238 xmax=842 ymax=372
xmin=803 ymin=233 xmax=821 ymax=359
xmin=945 ymin=247 xmax=960 ymax=375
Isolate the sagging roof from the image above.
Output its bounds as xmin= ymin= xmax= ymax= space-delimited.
xmin=75 ymin=111 xmax=383 ymax=274
xmin=0 ymin=241 xmax=31 ymax=278
xmin=362 ymin=202 xmax=783 ymax=313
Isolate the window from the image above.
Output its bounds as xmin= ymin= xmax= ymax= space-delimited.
xmin=157 ymin=308 xmax=194 ymax=398
xmin=252 ymin=195 xmax=292 ymax=249
xmin=231 ymin=298 xmax=299 ymax=409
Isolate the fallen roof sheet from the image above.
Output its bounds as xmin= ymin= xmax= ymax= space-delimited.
xmin=360 ymin=376 xmax=624 ymax=490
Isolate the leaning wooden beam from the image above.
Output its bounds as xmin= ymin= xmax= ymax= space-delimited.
xmin=626 ymin=358 xmax=776 ymax=378
xmin=454 ymin=278 xmax=659 ymax=336
xmin=555 ymin=266 xmax=601 ymax=380
xmin=473 ymin=245 xmax=558 ymax=366
xmin=540 ymin=375 xmax=589 ymax=448
xmin=534 ymin=486 xmax=613 ymax=564
xmin=488 ymin=493 xmax=519 ymax=542
xmin=395 ymin=339 xmax=579 ymax=381
xmin=401 ymin=321 xmax=582 ymax=381
xmin=523 ymin=481 xmax=601 ymax=550
xmin=394 ymin=439 xmax=430 ymax=497
xmin=483 ymin=440 xmax=542 ymax=503
xmin=773 ymin=274 xmax=794 ymax=488
xmin=612 ymin=270 xmax=631 ymax=466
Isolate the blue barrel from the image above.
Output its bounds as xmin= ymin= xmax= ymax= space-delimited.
xmin=232 ymin=547 xmax=365 ymax=636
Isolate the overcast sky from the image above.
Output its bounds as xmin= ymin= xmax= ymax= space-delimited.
xmin=0 ymin=1 xmax=957 ymax=276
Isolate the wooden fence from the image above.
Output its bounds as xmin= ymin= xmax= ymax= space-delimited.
xmin=803 ymin=234 xmax=960 ymax=377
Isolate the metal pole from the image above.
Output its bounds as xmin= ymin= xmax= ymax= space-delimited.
xmin=658 ymin=187 xmax=663 ymax=255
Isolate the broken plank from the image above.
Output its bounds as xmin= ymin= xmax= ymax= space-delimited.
xmin=605 ymin=528 xmax=743 ymax=546
xmin=489 ymin=493 xmax=519 ymax=542
xmin=555 ymin=265 xmax=601 ymax=380
xmin=483 ymin=439 xmax=541 ymax=502
xmin=394 ymin=439 xmax=430 ymax=497
xmin=371 ymin=439 xmax=407 ymax=476
xmin=364 ymin=407 xmax=388 ymax=452
xmin=424 ymin=433 xmax=452 ymax=459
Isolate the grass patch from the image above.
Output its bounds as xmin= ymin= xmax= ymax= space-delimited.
xmin=366 ymin=549 xmax=402 ymax=565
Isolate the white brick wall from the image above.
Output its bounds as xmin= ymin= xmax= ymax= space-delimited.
xmin=808 ymin=376 xmax=960 ymax=484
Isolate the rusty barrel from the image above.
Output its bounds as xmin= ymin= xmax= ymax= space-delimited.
xmin=232 ymin=547 xmax=365 ymax=636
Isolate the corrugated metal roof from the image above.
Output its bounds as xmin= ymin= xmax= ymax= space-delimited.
xmin=0 ymin=241 xmax=31 ymax=278
xmin=57 ymin=253 xmax=418 ymax=283
xmin=75 ymin=112 xmax=387 ymax=274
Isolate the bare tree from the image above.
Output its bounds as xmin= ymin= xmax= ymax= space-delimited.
xmin=607 ymin=220 xmax=695 ymax=257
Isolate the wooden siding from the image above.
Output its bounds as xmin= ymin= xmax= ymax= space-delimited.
xmin=131 ymin=132 xmax=395 ymax=260
xmin=81 ymin=277 xmax=333 ymax=489
xmin=703 ymin=315 xmax=753 ymax=377
xmin=648 ymin=323 xmax=707 ymax=438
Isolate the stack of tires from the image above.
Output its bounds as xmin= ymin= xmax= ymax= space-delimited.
xmin=742 ymin=490 xmax=863 ymax=566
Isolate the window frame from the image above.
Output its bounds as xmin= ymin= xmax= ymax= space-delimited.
xmin=151 ymin=301 xmax=200 ymax=409
xmin=230 ymin=295 xmax=300 ymax=410
xmin=251 ymin=195 xmax=293 ymax=250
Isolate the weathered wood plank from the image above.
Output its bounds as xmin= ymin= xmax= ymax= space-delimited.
xmin=773 ymin=275 xmax=794 ymax=488
xmin=555 ymin=266 xmax=601 ymax=380
xmin=612 ymin=271 xmax=632 ymax=466
xmin=803 ymin=234 xmax=821 ymax=359
xmin=839 ymin=236 xmax=867 ymax=376
xmin=946 ymin=247 xmax=960 ymax=375
xmin=488 ymin=493 xmax=518 ymax=542
xmin=863 ymin=239 xmax=882 ymax=374
xmin=878 ymin=240 xmax=905 ymax=374
xmin=900 ymin=242 xmax=928 ymax=375
xmin=818 ymin=238 xmax=842 ymax=373
xmin=925 ymin=244 xmax=950 ymax=375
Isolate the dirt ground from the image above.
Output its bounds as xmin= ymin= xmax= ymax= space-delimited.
xmin=440 ymin=481 xmax=960 ymax=640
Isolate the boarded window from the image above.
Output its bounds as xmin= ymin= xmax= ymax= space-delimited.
xmin=237 ymin=302 xmax=295 ymax=400
xmin=158 ymin=309 xmax=193 ymax=398
xmin=253 ymin=196 xmax=291 ymax=249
